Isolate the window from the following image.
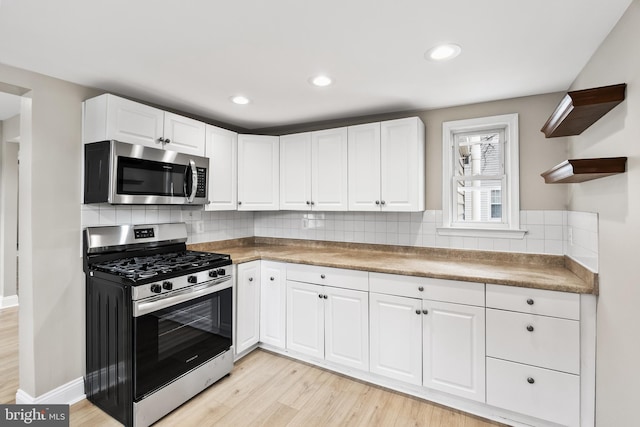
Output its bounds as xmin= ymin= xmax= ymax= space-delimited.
xmin=440 ymin=113 xmax=523 ymax=238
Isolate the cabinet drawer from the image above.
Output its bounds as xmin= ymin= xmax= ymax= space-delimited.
xmin=370 ymin=272 xmax=484 ymax=306
xmin=287 ymin=263 xmax=368 ymax=291
xmin=486 ymin=309 xmax=580 ymax=374
xmin=487 ymin=357 xmax=579 ymax=426
xmin=486 ymin=283 xmax=580 ymax=320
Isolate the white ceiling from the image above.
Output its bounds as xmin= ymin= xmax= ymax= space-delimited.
xmin=0 ymin=0 xmax=632 ymax=130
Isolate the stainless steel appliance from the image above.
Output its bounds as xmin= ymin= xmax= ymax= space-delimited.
xmin=84 ymin=140 xmax=209 ymax=205
xmin=83 ymin=223 xmax=233 ymax=427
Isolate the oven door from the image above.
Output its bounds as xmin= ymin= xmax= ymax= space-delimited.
xmin=132 ymin=280 xmax=232 ymax=401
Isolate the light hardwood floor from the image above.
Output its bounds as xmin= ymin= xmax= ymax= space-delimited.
xmin=0 ymin=306 xmax=18 ymax=404
xmin=1 ymin=307 xmax=503 ymax=426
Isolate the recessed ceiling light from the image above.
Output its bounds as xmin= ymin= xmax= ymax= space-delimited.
xmin=310 ymin=75 xmax=333 ymax=87
xmin=230 ymin=95 xmax=250 ymax=105
xmin=425 ymin=43 xmax=462 ymax=62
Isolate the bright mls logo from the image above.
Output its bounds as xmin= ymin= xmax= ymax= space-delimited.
xmin=0 ymin=405 xmax=69 ymax=426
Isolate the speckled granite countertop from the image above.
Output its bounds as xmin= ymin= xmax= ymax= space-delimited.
xmin=189 ymin=237 xmax=598 ymax=295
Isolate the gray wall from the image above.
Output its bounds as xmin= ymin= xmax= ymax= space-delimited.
xmin=0 ymin=62 xmax=100 ymax=397
xmin=566 ymin=0 xmax=640 ymax=424
xmin=1 ymin=114 xmax=20 ymax=303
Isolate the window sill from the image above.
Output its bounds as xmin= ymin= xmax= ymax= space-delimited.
xmin=436 ymin=227 xmax=527 ymax=239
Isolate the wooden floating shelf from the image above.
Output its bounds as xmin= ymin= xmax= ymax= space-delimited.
xmin=541 ymin=157 xmax=627 ymax=183
xmin=541 ymin=83 xmax=626 ymax=138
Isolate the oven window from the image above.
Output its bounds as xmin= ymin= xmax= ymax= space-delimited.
xmin=133 ymin=287 xmax=232 ymax=400
xmin=117 ymin=157 xmax=187 ymax=197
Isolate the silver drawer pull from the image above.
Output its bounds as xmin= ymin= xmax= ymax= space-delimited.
xmin=527 ymin=377 xmax=535 ymax=384
xmin=526 ymin=325 xmax=534 ymax=332
xmin=526 ymin=298 xmax=534 ymax=305
xmin=320 ymin=274 xmax=326 ymax=279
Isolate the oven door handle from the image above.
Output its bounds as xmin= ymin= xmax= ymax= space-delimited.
xmin=133 ymin=279 xmax=231 ymax=317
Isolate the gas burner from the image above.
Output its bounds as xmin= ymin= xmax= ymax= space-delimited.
xmin=91 ymin=250 xmax=230 ymax=283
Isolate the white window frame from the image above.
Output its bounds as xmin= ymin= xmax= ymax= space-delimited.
xmin=439 ymin=113 xmax=525 ymax=239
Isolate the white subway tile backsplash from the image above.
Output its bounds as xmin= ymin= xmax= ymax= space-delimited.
xmin=80 ymin=205 xmax=598 ymax=271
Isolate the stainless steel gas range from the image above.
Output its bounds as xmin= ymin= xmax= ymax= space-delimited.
xmin=83 ymin=222 xmax=233 ymax=427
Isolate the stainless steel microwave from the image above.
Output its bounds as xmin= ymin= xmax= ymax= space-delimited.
xmin=84 ymin=140 xmax=209 ymax=205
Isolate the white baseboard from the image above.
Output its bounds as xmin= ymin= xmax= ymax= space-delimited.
xmin=16 ymin=377 xmax=85 ymax=406
xmin=0 ymin=295 xmax=19 ymax=309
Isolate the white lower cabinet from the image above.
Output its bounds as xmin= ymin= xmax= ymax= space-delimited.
xmin=487 ymin=357 xmax=580 ymax=427
xmin=369 ymin=292 xmax=422 ymax=385
xmin=260 ymin=261 xmax=287 ymax=349
xmin=236 ymin=261 xmax=261 ymax=355
xmin=422 ymin=300 xmax=485 ymax=402
xmin=286 ymin=278 xmax=369 ymax=371
xmin=486 ymin=283 xmax=583 ymax=426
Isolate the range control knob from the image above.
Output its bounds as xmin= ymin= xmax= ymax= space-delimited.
xmin=150 ymin=284 xmax=162 ymax=294
xmin=217 ymin=268 xmax=226 ymax=276
xmin=187 ymin=275 xmax=198 ymax=284
xmin=209 ymin=270 xmax=218 ymax=278
xmin=162 ymin=281 xmax=173 ymax=290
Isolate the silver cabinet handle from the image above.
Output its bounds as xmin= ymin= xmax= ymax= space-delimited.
xmin=248 ymin=277 xmax=253 ymax=282
xmin=418 ymin=286 xmax=424 ymax=292
xmin=381 ymin=200 xmax=386 ymax=205
xmin=157 ymin=137 xmax=164 ymax=143
xmin=318 ymin=294 xmax=323 ymax=299
xmin=310 ymin=201 xmax=315 ymax=206
xmin=527 ymin=377 xmax=535 ymax=384
xmin=164 ymin=138 xmax=171 ymax=144
xmin=323 ymin=294 xmax=328 ymax=299
xmin=306 ymin=201 xmax=311 ymax=205
xmin=270 ymin=277 xmax=275 ymax=281
xmin=238 ymin=201 xmax=242 ymax=205
xmin=415 ymin=309 xmax=421 ymax=315
xmin=526 ymin=298 xmax=534 ymax=305
xmin=321 ymin=274 xmax=326 ymax=279
xmin=526 ymin=325 xmax=534 ymax=332
xmin=422 ymin=309 xmax=428 ymax=315
xmin=375 ymin=200 xmax=380 ymax=205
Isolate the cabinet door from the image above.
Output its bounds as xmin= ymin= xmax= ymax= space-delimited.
xmin=205 ymin=125 xmax=237 ymax=211
xmin=380 ymin=117 xmax=425 ymax=211
xmin=260 ymin=261 xmax=287 ymax=349
xmin=286 ymin=280 xmax=324 ymax=359
xmin=236 ymin=262 xmax=261 ymax=355
xmin=104 ymin=94 xmax=164 ymax=148
xmin=423 ymin=300 xmax=486 ymax=402
xmin=369 ymin=293 xmax=422 ymax=385
xmin=163 ymin=112 xmax=206 ymax=156
xmin=325 ymin=287 xmax=369 ymax=371
xmin=280 ymin=132 xmax=312 ymax=210
xmin=312 ymin=127 xmax=348 ymax=211
xmin=237 ymin=135 xmax=280 ymax=210
xmin=348 ymin=122 xmax=381 ymax=211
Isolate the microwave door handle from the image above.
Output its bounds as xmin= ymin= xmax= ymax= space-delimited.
xmin=186 ymin=160 xmax=198 ymax=203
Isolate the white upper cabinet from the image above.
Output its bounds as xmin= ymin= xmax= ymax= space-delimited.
xmin=349 ymin=117 xmax=425 ymax=211
xmin=280 ymin=128 xmax=348 ymax=211
xmin=83 ymin=94 xmax=206 ymax=156
xmin=205 ymin=125 xmax=238 ymax=211
xmin=162 ymin=112 xmax=206 ymax=156
xmin=380 ymin=117 xmax=425 ymax=211
xmin=279 ymin=132 xmax=312 ymax=210
xmin=348 ymin=123 xmax=381 ymax=211
xmin=237 ymin=134 xmax=280 ymax=211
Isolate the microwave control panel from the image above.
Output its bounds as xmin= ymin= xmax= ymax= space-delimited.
xmin=196 ymin=167 xmax=207 ymax=197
